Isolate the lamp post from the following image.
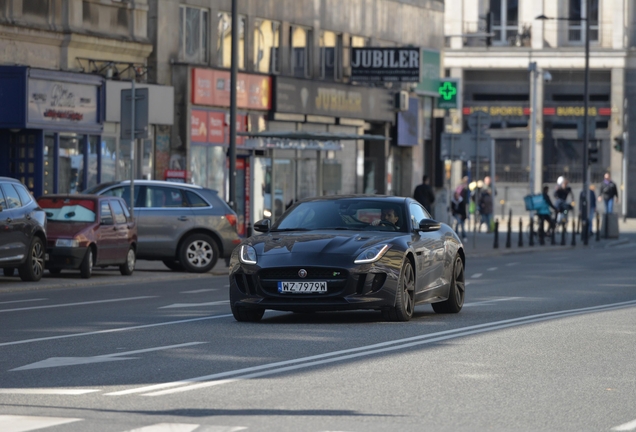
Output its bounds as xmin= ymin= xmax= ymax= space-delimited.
xmin=228 ymin=0 xmax=238 ymax=212
xmin=536 ymin=0 xmax=591 ymax=245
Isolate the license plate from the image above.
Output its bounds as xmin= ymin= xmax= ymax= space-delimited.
xmin=278 ymin=281 xmax=327 ymax=294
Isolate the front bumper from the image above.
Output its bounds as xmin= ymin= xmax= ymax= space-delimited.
xmin=46 ymin=246 xmax=87 ymax=269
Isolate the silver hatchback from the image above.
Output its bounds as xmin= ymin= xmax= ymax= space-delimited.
xmin=84 ymin=180 xmax=240 ymax=273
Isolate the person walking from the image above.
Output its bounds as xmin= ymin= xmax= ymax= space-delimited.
xmin=451 ymin=190 xmax=467 ymax=240
xmin=580 ymin=185 xmax=596 ymax=235
xmin=598 ymin=172 xmax=619 ymax=213
xmin=413 ymin=175 xmax=435 ymax=215
xmin=478 ymin=188 xmax=493 ymax=233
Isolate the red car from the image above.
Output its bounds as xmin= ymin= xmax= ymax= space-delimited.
xmin=37 ymin=195 xmax=137 ymax=278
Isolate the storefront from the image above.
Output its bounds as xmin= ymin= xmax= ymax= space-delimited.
xmin=0 ymin=66 xmax=104 ymax=196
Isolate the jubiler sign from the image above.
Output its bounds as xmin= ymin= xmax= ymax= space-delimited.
xmin=351 ymin=47 xmax=420 ymax=82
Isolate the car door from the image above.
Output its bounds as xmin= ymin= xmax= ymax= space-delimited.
xmin=140 ymin=185 xmax=194 ymax=258
xmin=99 ymin=185 xmax=145 ymax=253
xmin=97 ymin=200 xmax=117 ymax=264
xmin=0 ymin=183 xmax=28 ymax=263
xmin=409 ymin=203 xmax=445 ymax=295
xmin=109 ymin=199 xmax=131 ymax=262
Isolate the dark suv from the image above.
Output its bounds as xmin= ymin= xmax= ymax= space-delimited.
xmin=0 ymin=177 xmax=47 ymax=281
xmin=84 ymin=180 xmax=240 ymax=273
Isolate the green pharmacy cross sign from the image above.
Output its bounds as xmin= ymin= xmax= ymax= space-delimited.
xmin=437 ymin=78 xmax=459 ymax=110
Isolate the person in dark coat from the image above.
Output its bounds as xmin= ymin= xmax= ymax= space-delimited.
xmin=413 ymin=175 xmax=435 ymax=215
xmin=451 ymin=190 xmax=467 ymax=240
xmin=478 ymin=188 xmax=493 ymax=233
xmin=598 ymin=172 xmax=619 ymax=213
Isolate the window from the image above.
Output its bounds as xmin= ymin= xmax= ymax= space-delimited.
xmin=568 ymin=0 xmax=599 ymax=43
xmin=101 ymin=185 xmax=141 ymax=209
xmin=0 ymin=187 xmax=6 ymax=210
xmin=100 ymin=202 xmax=114 ymax=225
xmin=185 ymin=190 xmax=209 ymax=208
xmin=320 ymin=31 xmax=342 ymax=80
xmin=490 ymin=0 xmax=518 ymax=45
xmin=110 ymin=200 xmax=127 ymax=224
xmin=351 ymin=36 xmax=367 ymax=48
xmin=145 ymin=186 xmax=186 ymax=208
xmin=179 ymin=5 xmax=209 ymax=63
xmin=14 ymin=184 xmax=33 ymax=206
xmin=410 ymin=203 xmax=430 ymax=228
xmin=217 ymin=12 xmax=245 ymax=69
xmin=254 ymin=19 xmax=280 ymax=73
xmin=1 ymin=184 xmax=22 ymax=209
xmin=290 ymin=26 xmax=312 ymax=78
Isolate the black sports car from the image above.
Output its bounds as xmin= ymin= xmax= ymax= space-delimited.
xmin=228 ymin=196 xmax=465 ymax=322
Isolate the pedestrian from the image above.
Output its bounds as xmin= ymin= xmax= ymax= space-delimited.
xmin=451 ymin=190 xmax=467 ymax=240
xmin=598 ymin=172 xmax=619 ymax=213
xmin=413 ymin=175 xmax=435 ymax=215
xmin=478 ymin=188 xmax=493 ymax=233
xmin=539 ymin=185 xmax=557 ymax=235
xmin=580 ymin=185 xmax=596 ymax=235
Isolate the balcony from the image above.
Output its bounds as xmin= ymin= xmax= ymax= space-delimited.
xmin=445 ymin=21 xmax=531 ymax=49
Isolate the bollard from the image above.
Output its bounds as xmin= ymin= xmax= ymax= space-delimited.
xmin=571 ymin=218 xmax=576 ymax=246
xmin=596 ymin=212 xmax=601 ymax=242
xmin=561 ymin=222 xmax=567 ymax=246
xmin=538 ymin=218 xmax=545 ymax=246
xmin=493 ymin=219 xmax=499 ymax=249
xmin=506 ymin=212 xmax=512 ymax=248
xmin=518 ymin=218 xmax=523 ymax=247
xmin=604 ymin=213 xmax=609 ymax=239
xmin=529 ymin=217 xmax=534 ymax=246
xmin=551 ymin=221 xmax=557 ymax=245
xmin=576 ymin=215 xmax=581 ymax=235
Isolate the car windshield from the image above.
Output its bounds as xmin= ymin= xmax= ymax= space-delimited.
xmin=272 ymin=199 xmax=407 ymax=233
xmin=37 ymin=198 xmax=96 ymax=223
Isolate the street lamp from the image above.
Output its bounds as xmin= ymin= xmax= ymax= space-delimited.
xmin=536 ymin=1 xmax=591 ymax=245
xmin=228 ymin=0 xmax=238 ymax=212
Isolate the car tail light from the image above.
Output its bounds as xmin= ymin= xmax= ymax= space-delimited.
xmin=225 ymin=214 xmax=237 ymax=227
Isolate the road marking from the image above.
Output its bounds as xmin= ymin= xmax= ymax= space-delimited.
xmin=125 ymin=423 xmax=201 ymax=432
xmin=180 ymin=289 xmax=217 ymax=294
xmin=471 ymin=273 xmax=482 ymax=279
xmin=611 ymin=418 xmax=636 ymax=431
xmin=487 ymin=267 xmax=498 ymax=271
xmin=105 ymin=299 xmax=636 ymax=397
xmin=0 ymin=296 xmax=156 ymax=313
xmin=159 ymin=301 xmax=229 ymax=309
xmin=0 ymin=415 xmax=82 ymax=431
xmin=0 ymin=389 xmax=98 ymax=395
xmin=505 ymin=262 xmax=519 ymax=266
xmin=463 ymin=297 xmax=521 ymax=307
xmin=0 ymin=315 xmax=232 ymax=348
xmin=0 ymin=298 xmax=47 ymax=305
xmin=600 ymin=284 xmax=636 ymax=287
xmin=10 ymin=342 xmax=206 ymax=371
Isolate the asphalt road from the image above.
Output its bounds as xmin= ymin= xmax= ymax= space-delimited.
xmin=1 ymin=240 xmax=636 ymax=432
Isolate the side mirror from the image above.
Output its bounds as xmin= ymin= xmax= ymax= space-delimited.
xmin=253 ymin=218 xmax=271 ymax=233
xmin=417 ymin=219 xmax=441 ymax=232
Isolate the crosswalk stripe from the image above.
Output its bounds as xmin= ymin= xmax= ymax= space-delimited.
xmin=0 ymin=415 xmax=81 ymax=432
xmin=125 ymin=424 xmax=200 ymax=432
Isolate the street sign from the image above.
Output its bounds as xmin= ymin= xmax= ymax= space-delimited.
xmin=437 ymin=78 xmax=459 ymax=110
xmin=467 ymin=111 xmax=491 ymax=133
xmin=440 ymin=133 xmax=491 ymax=161
xmin=120 ymin=87 xmax=149 ymax=140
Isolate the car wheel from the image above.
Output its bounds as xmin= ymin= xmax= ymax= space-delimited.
xmin=80 ymin=247 xmax=93 ymax=279
xmin=17 ymin=237 xmax=45 ymax=282
xmin=230 ymin=285 xmax=264 ymax=322
xmin=48 ymin=268 xmax=62 ymax=275
xmin=3 ymin=267 xmax=15 ymax=277
xmin=162 ymin=260 xmax=185 ymax=272
xmin=119 ymin=247 xmax=136 ymax=276
xmin=432 ymin=254 xmax=465 ymax=314
xmin=179 ymin=234 xmax=219 ymax=273
xmin=383 ymin=259 xmax=415 ymax=322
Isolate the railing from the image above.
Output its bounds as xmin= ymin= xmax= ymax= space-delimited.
xmin=444 ymin=21 xmax=532 ymax=48
xmin=490 ymin=164 xmax=606 ymax=185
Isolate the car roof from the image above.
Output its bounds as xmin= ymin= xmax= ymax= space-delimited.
xmin=0 ymin=177 xmax=23 ymax=184
xmin=38 ymin=194 xmax=118 ymax=201
xmin=97 ymin=180 xmax=205 ymax=190
xmin=298 ymin=195 xmax=411 ymax=205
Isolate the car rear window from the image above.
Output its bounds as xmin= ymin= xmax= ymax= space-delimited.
xmin=1 ymin=184 xmax=22 ymax=209
xmin=185 ymin=190 xmax=209 ymax=207
xmin=38 ymin=198 xmax=97 ymax=222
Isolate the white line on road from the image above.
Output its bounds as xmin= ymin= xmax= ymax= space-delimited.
xmin=600 ymin=284 xmax=636 ymax=287
xmin=0 ymin=314 xmax=233 ymax=348
xmin=471 ymin=273 xmax=483 ymax=279
xmin=159 ymin=301 xmax=229 ymax=309
xmin=179 ymin=289 xmax=217 ymax=294
xmin=0 ymin=298 xmax=47 ymax=305
xmin=487 ymin=267 xmax=498 ymax=271
xmin=463 ymin=297 xmax=522 ymax=307
xmin=106 ymin=299 xmax=636 ymax=397
xmin=611 ymin=418 xmax=636 ymax=431
xmin=125 ymin=424 xmax=202 ymax=432
xmin=0 ymin=389 xmax=99 ymax=395
xmin=505 ymin=262 xmax=519 ymax=266
xmin=0 ymin=296 xmax=156 ymax=313
xmin=0 ymin=415 xmax=82 ymax=432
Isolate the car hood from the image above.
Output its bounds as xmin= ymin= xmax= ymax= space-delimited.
xmin=46 ymin=222 xmax=95 ymax=239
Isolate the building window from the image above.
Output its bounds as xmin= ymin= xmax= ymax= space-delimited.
xmin=290 ymin=26 xmax=312 ymax=78
xmin=320 ymin=31 xmax=342 ymax=80
xmin=568 ymin=0 xmax=599 ymax=43
xmin=490 ymin=0 xmax=518 ymax=45
xmin=179 ymin=5 xmax=209 ymax=64
xmin=350 ymin=36 xmax=368 ymax=48
xmin=254 ymin=19 xmax=280 ymax=73
xmin=217 ymin=12 xmax=245 ymax=69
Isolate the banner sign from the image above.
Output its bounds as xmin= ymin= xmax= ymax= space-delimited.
xmin=192 ymin=68 xmax=271 ymax=110
xmin=27 ymin=79 xmax=99 ymax=126
xmin=351 ymin=47 xmax=420 ymax=82
xmin=190 ymin=109 xmax=246 ymax=145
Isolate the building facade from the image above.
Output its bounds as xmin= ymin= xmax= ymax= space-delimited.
xmin=444 ymin=0 xmax=636 ymax=217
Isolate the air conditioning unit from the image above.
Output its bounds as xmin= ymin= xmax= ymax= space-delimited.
xmin=395 ymin=90 xmax=409 ymax=111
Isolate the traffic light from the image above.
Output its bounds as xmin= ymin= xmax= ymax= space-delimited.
xmin=588 ymin=145 xmax=599 ymax=165
xmin=614 ymin=137 xmax=624 ymax=153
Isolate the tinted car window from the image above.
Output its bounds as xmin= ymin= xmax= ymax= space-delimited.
xmin=101 ymin=202 xmax=114 ymax=225
xmin=14 ymin=184 xmax=33 ymax=206
xmin=1 ymin=184 xmax=22 ymax=209
xmin=102 ymin=186 xmax=141 ymax=208
xmin=185 ymin=190 xmax=209 ymax=207
xmin=110 ymin=200 xmax=127 ymax=224
xmin=0 ymin=186 xmax=6 ymax=210
xmin=410 ymin=203 xmax=429 ymax=228
xmin=38 ymin=198 xmax=97 ymax=222
xmin=146 ymin=186 xmax=186 ymax=208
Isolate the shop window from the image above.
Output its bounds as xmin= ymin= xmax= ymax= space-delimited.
xmin=43 ymin=133 xmax=55 ymax=195
xmin=23 ymin=0 xmax=49 ymax=18
xmin=254 ymin=18 xmax=281 ymax=73
xmin=179 ymin=5 xmax=209 ymax=64
xmin=58 ymin=135 xmax=85 ymax=195
xmin=118 ymin=139 xmax=132 ymax=181
xmin=290 ymin=26 xmax=312 ymax=78
xmin=88 ymin=136 xmax=99 ymax=189
xmin=490 ymin=0 xmax=518 ymax=45
xmin=568 ymin=0 xmax=599 ymax=43
xmin=101 ymin=137 xmax=117 ymax=183
xmin=320 ymin=31 xmax=342 ymax=81
xmin=217 ymin=12 xmax=245 ymax=69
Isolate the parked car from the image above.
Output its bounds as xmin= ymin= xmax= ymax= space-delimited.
xmin=37 ymin=195 xmax=137 ymax=278
xmin=83 ymin=180 xmax=241 ymax=273
xmin=0 ymin=177 xmax=47 ymax=282
xmin=229 ymin=195 xmax=465 ymax=322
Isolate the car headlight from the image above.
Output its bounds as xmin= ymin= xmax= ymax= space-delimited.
xmin=55 ymin=239 xmax=79 ymax=247
xmin=239 ymin=245 xmax=257 ymax=265
xmin=354 ymin=244 xmax=391 ymax=264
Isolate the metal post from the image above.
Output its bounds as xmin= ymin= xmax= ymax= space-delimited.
xmin=474 ymin=115 xmax=481 ymax=249
xmin=129 ymin=79 xmax=135 ymax=219
xmin=270 ymin=149 xmax=276 ymax=224
xmin=529 ymin=62 xmax=538 ymax=196
xmin=448 ymin=134 xmax=454 ymax=226
xmin=622 ymin=129 xmax=629 ymax=221
xmin=490 ymin=137 xmax=496 ymax=219
xmin=228 ymin=0 xmax=238 ymax=212
xmin=582 ymin=0 xmax=590 ymax=245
